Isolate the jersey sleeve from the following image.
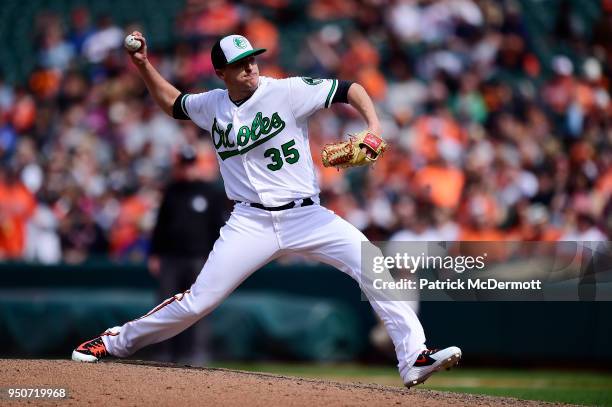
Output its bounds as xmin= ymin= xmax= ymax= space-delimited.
xmin=179 ymin=91 xmax=217 ymax=130
xmin=287 ymin=77 xmax=338 ymax=120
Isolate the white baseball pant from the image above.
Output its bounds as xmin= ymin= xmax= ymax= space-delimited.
xmin=101 ymin=201 xmax=426 ymax=374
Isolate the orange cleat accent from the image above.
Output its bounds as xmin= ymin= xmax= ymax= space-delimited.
xmin=72 ymin=337 xmax=109 ymax=362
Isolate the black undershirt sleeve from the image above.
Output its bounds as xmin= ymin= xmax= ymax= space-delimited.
xmin=172 ymin=93 xmax=190 ymax=120
xmin=331 ymin=80 xmax=353 ymax=104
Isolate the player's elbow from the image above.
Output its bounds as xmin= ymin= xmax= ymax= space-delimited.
xmin=160 ymin=104 xmax=174 ymax=118
xmin=347 ymin=82 xmax=366 ymax=99
xmin=164 ymin=93 xmax=180 ymax=117
xmin=157 ymin=88 xmax=182 ymax=118
xmin=349 ymin=82 xmax=364 ymax=92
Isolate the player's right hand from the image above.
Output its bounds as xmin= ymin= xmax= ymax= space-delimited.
xmin=127 ymin=31 xmax=148 ymax=66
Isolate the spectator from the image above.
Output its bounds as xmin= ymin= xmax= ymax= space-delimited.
xmin=560 ymin=212 xmax=608 ymax=241
xmin=0 ymin=73 xmax=15 ymax=111
xmin=390 ymin=197 xmax=442 ymax=241
xmin=24 ymin=203 xmax=62 ymax=264
xmin=0 ymin=167 xmax=37 ymax=259
xmin=68 ymin=7 xmax=95 ymax=55
xmin=243 ymin=10 xmax=280 ymax=60
xmin=82 ymin=15 xmax=123 ymax=63
xmin=0 ymin=112 xmax=17 ymax=163
xmin=413 ymin=159 xmax=465 ymax=210
xmin=38 ymin=23 xmax=75 ymax=71
xmin=0 ymin=0 xmax=609 ymax=265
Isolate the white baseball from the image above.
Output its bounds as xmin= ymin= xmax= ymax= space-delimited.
xmin=124 ymin=35 xmax=142 ymax=52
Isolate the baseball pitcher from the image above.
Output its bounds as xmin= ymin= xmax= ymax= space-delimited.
xmin=72 ymin=33 xmax=461 ymax=388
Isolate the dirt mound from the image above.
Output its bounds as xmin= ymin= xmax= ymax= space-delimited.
xmin=0 ymin=359 xmax=566 ymax=406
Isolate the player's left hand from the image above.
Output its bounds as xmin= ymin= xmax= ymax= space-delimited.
xmin=321 ymin=130 xmax=387 ymax=169
xmin=362 ymin=127 xmax=382 ymax=159
xmin=362 ymin=146 xmax=375 ymax=159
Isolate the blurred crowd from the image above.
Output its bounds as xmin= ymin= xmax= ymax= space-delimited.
xmin=0 ymin=0 xmax=610 ymax=263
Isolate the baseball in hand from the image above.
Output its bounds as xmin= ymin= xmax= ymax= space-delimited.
xmin=124 ymin=34 xmax=142 ymax=52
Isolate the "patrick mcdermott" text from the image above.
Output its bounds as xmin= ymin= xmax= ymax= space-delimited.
xmin=373 ymin=278 xmax=542 ymax=290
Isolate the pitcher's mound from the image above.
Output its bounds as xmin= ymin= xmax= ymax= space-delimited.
xmin=0 ymin=359 xmax=563 ymax=406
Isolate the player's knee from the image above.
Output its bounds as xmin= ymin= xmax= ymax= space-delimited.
xmin=347 ymin=244 xmax=385 ymax=282
xmin=188 ymin=292 xmax=224 ymax=317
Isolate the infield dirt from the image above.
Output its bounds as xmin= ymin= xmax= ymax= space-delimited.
xmin=0 ymin=359 xmax=570 ymax=406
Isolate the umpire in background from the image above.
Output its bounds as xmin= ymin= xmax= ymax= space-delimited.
xmin=148 ymin=145 xmax=227 ymax=365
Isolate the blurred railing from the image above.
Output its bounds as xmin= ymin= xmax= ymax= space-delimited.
xmin=0 ymin=260 xmax=611 ymax=366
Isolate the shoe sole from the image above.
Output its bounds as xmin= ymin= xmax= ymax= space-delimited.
xmin=404 ymin=352 xmax=461 ymax=389
xmin=71 ymin=350 xmax=99 ymax=363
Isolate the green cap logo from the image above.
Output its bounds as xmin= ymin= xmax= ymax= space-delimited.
xmin=233 ymin=37 xmax=247 ymax=49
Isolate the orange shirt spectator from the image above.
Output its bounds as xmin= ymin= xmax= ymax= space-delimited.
xmin=412 ymin=114 xmax=466 ymax=162
xmin=11 ymin=93 xmax=37 ymax=134
xmin=458 ymin=226 xmax=505 ymax=241
xmin=341 ymin=36 xmax=381 ymax=81
xmin=194 ymin=143 xmax=220 ymax=182
xmin=457 ymin=226 xmax=508 ymax=261
xmin=29 ymin=69 xmax=62 ymax=100
xmin=109 ymin=194 xmax=150 ymax=255
xmin=574 ymin=81 xmax=596 ymax=113
xmin=458 ymin=191 xmax=500 ymax=227
xmin=196 ymin=1 xmax=240 ymax=36
xmin=413 ymin=164 xmax=465 ymax=209
xmin=0 ymin=175 xmax=37 ymax=258
xmin=373 ymin=147 xmax=414 ymax=186
xmin=309 ymin=0 xmax=356 ymax=20
xmin=356 ymin=67 xmax=387 ymax=102
xmin=596 ymin=167 xmax=612 ymax=195
xmin=245 ymin=14 xmax=279 ymax=58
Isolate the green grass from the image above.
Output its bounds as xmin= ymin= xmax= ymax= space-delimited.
xmin=212 ymin=362 xmax=612 ymax=406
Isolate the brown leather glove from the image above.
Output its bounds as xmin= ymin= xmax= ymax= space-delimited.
xmin=321 ymin=130 xmax=387 ymax=169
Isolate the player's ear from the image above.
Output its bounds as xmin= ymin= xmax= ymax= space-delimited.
xmin=215 ymin=68 xmax=225 ymax=81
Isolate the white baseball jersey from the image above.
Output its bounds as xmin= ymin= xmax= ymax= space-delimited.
xmin=180 ymin=76 xmax=339 ymax=206
xmin=98 ymin=74 xmax=429 ymax=384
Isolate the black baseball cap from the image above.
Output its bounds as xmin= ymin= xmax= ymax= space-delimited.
xmin=211 ymin=34 xmax=266 ymax=70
